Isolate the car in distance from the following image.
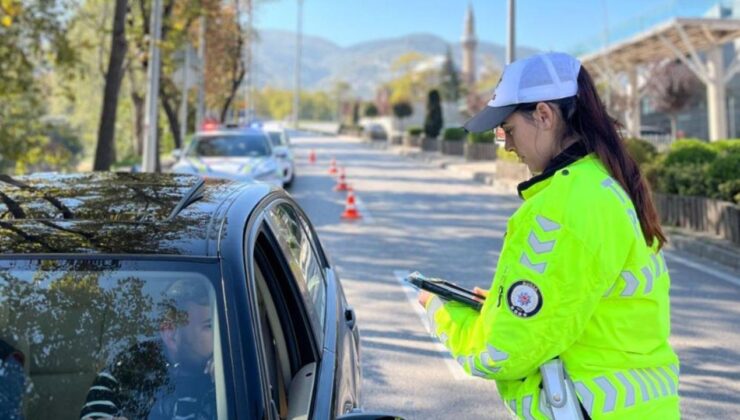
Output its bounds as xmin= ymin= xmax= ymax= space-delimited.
xmin=264 ymin=126 xmax=296 ymax=188
xmin=171 ymin=128 xmax=284 ymax=188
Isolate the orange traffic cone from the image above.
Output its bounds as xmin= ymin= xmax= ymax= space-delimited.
xmin=308 ymin=149 xmax=317 ymax=164
xmin=328 ymin=157 xmax=338 ymax=175
xmin=334 ymin=168 xmax=349 ymax=191
xmin=341 ymin=190 xmax=362 ymax=220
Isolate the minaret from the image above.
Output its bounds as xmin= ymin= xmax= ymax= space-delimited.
xmin=461 ymin=3 xmax=477 ymax=88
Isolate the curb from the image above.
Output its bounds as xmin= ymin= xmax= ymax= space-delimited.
xmin=665 ymin=228 xmax=740 ymax=272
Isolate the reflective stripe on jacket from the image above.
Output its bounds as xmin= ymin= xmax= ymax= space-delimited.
xmin=426 ymin=153 xmax=680 ymax=419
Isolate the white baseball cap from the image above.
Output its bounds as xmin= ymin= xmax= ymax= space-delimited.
xmin=463 ymin=52 xmax=582 ymax=133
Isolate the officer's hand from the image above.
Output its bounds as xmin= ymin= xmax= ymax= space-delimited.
xmin=473 ymin=287 xmax=489 ymax=302
xmin=417 ymin=290 xmax=433 ymax=307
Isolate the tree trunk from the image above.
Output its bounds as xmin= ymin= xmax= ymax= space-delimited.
xmin=161 ymin=86 xmax=182 ymax=150
xmin=670 ymin=114 xmax=677 ymax=140
xmin=93 ymin=0 xmax=128 ymax=171
xmin=131 ymin=90 xmax=145 ymax=156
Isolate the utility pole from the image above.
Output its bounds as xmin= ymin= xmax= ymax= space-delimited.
xmin=142 ymin=0 xmax=162 ymax=172
xmin=179 ymin=43 xmax=191 ymax=145
xmin=506 ymin=0 xmax=515 ymax=64
xmin=601 ymin=0 xmax=612 ymax=112
xmin=196 ymin=14 xmax=207 ymax=130
xmin=243 ymin=0 xmax=254 ymax=123
xmin=292 ymin=0 xmax=303 ymax=128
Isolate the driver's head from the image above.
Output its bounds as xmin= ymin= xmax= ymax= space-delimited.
xmin=159 ymin=279 xmax=213 ymax=368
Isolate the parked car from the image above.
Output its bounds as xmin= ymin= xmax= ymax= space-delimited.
xmin=171 ymin=128 xmax=284 ymax=188
xmin=362 ymin=124 xmax=388 ymax=141
xmin=265 ymin=127 xmax=296 ymax=188
xmin=0 ymin=172 xmax=399 ymax=419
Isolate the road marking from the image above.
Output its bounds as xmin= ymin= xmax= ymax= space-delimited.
xmin=392 ymin=270 xmax=473 ymax=381
xmin=664 ymin=252 xmax=740 ymax=288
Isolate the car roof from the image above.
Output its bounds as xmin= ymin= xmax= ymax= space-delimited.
xmin=0 ymin=172 xmax=271 ymax=256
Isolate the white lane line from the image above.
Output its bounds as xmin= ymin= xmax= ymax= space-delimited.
xmin=392 ymin=270 xmax=472 ymax=381
xmin=664 ymin=252 xmax=740 ymax=288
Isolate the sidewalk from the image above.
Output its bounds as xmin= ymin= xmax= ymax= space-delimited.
xmin=357 ymin=137 xmax=740 ymax=274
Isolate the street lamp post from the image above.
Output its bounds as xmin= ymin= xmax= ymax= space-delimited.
xmin=293 ymin=0 xmax=303 ymax=128
xmin=506 ymin=0 xmax=515 ymax=64
xmin=142 ymin=0 xmax=163 ymax=172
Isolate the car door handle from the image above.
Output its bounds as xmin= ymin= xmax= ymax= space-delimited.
xmin=344 ymin=306 xmax=356 ymax=330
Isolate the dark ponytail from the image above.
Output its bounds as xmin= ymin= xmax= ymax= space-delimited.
xmin=565 ymin=68 xmax=666 ymax=249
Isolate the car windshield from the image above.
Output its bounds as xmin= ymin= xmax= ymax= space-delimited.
xmin=0 ymin=259 xmax=229 ymax=419
xmin=267 ymin=131 xmax=285 ymax=147
xmin=189 ymin=133 xmax=271 ymax=157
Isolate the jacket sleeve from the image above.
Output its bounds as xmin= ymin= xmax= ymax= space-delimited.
xmin=425 ymin=212 xmax=613 ymax=381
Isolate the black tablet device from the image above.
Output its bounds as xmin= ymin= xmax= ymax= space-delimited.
xmin=405 ymin=271 xmax=485 ymax=311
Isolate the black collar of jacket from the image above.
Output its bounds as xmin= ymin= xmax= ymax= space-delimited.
xmin=517 ymin=141 xmax=589 ymax=199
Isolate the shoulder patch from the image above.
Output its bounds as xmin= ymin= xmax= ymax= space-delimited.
xmin=507 ymin=280 xmax=542 ymax=318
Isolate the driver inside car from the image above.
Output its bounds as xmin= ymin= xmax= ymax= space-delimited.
xmin=80 ymin=279 xmax=216 ymax=420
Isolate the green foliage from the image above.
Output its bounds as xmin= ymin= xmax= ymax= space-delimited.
xmin=717 ymin=179 xmax=740 ymax=204
xmin=407 ymin=126 xmax=423 ymax=136
xmin=663 ymin=139 xmax=717 ymax=166
xmin=710 ymin=139 xmax=740 ymax=156
xmin=655 ymin=164 xmax=712 ymax=197
xmin=423 ymin=89 xmax=443 ymax=139
xmin=707 ymin=153 xmax=740 ymax=192
xmin=468 ymin=131 xmax=495 ymax=143
xmin=364 ymin=103 xmax=379 ymax=117
xmin=442 ymin=127 xmax=466 ymax=141
xmin=644 ymin=138 xmax=740 ymax=203
xmin=0 ymin=91 xmax=83 ymax=174
xmin=624 ymin=138 xmax=657 ymax=166
xmin=392 ymin=101 xmax=413 ymax=119
xmin=439 ymin=46 xmax=461 ymax=102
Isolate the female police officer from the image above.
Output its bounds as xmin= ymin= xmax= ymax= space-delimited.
xmin=418 ymin=52 xmax=680 ymax=419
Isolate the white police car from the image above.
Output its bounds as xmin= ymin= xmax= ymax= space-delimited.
xmin=264 ymin=126 xmax=295 ymax=188
xmin=171 ymin=128 xmax=284 ymax=188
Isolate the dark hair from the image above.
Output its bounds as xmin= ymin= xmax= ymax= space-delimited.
xmin=560 ymin=68 xmax=666 ymax=249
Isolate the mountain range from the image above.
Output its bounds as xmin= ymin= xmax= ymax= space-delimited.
xmin=251 ymin=30 xmax=540 ymax=98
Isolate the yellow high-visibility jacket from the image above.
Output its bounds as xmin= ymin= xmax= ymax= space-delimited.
xmin=426 ymin=150 xmax=680 ymax=419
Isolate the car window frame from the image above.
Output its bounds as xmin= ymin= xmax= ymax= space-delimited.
xmin=262 ymin=200 xmax=328 ymax=344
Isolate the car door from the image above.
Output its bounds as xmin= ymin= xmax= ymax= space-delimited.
xmin=242 ymin=197 xmax=357 ymax=419
xmin=264 ymin=201 xmax=360 ymax=416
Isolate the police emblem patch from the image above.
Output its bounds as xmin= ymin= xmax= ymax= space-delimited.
xmin=507 ymin=280 xmax=542 ymax=318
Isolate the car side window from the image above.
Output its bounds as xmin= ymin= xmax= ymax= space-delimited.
xmin=266 ymin=203 xmax=327 ymax=339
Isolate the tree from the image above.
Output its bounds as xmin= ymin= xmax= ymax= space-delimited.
xmin=203 ymin=1 xmax=247 ymax=123
xmin=645 ymin=60 xmax=702 ymax=139
xmin=93 ymin=0 xmax=128 ymax=170
xmin=392 ymin=101 xmax=413 ymax=131
xmin=439 ymin=46 xmax=461 ymax=102
xmin=0 ymin=0 xmax=78 ymax=172
xmin=423 ymin=90 xmax=443 ymax=139
xmin=364 ymin=103 xmax=379 ymax=117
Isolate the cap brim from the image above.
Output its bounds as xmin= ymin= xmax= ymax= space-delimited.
xmin=463 ymin=104 xmax=517 ymax=133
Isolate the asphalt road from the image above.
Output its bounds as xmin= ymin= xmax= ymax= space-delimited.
xmin=286 ymin=132 xmax=740 ymax=419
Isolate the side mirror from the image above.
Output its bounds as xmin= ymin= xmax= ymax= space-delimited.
xmin=171 ymin=148 xmax=182 ymax=160
xmin=336 ymin=412 xmax=405 ymax=420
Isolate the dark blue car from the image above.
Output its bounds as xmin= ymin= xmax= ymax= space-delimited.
xmin=0 ymin=173 xmax=398 ymax=420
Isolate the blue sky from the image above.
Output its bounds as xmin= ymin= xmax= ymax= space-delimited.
xmin=254 ymin=0 xmax=726 ymax=54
